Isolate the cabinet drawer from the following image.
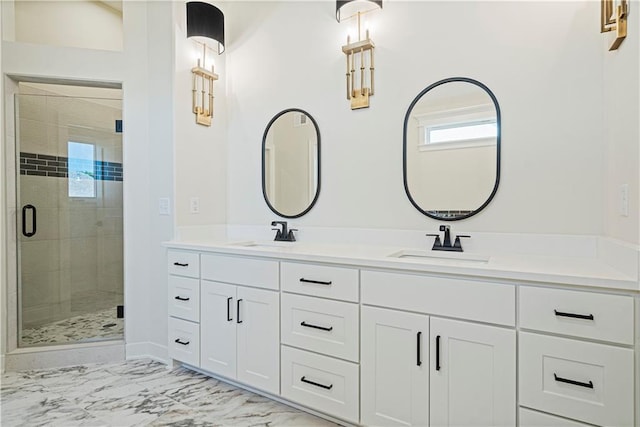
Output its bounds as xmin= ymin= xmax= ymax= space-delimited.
xmin=362 ymin=270 xmax=515 ymax=326
xmin=281 ymin=346 xmax=359 ymax=424
xmin=168 ymin=276 xmax=200 ymax=322
xmin=281 ymin=293 xmax=359 ymax=362
xmin=281 ymin=262 xmax=358 ymax=302
xmin=519 ymin=332 xmax=634 ymax=426
xmin=168 ymin=250 xmax=200 ymax=278
xmin=519 ymin=408 xmax=590 ymax=427
xmin=519 ymin=286 xmax=634 ymax=345
xmin=168 ymin=317 xmax=200 ymax=367
xmin=201 ymin=254 xmax=279 ymax=290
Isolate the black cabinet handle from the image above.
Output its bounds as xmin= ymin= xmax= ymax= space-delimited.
xmin=301 ymin=321 xmax=333 ymax=332
xmin=174 ymin=338 xmax=190 ymax=346
xmin=22 ymin=204 xmax=36 ymax=237
xmin=227 ymin=297 xmax=233 ymax=321
xmin=237 ymin=299 xmax=243 ymax=324
xmin=554 ymin=373 xmax=593 ymax=389
xmin=417 ymin=332 xmax=422 ymax=366
xmin=299 ymin=278 xmax=332 ymax=286
xmin=173 ymin=262 xmax=189 ymax=267
xmin=174 ymin=296 xmax=190 ymax=301
xmin=435 ymin=335 xmax=441 ymax=371
xmin=300 ymin=376 xmax=333 ymax=390
xmin=554 ymin=310 xmax=594 ymax=321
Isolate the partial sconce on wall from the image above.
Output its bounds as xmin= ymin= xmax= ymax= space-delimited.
xmin=187 ymin=1 xmax=225 ymax=126
xmin=601 ymin=0 xmax=629 ymax=51
xmin=337 ymin=0 xmax=382 ymax=110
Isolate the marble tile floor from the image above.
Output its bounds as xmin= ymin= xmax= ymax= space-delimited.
xmin=0 ymin=358 xmax=340 ymax=427
xmin=21 ymin=306 xmax=124 ymax=347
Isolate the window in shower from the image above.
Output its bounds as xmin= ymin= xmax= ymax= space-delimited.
xmin=68 ymin=142 xmax=96 ymax=198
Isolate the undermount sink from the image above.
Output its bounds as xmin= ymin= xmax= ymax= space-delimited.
xmin=388 ymin=249 xmax=490 ymax=265
xmin=229 ymin=240 xmax=297 ymax=249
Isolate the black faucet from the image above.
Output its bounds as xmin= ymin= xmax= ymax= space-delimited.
xmin=271 ymin=221 xmax=297 ymax=242
xmin=426 ymin=225 xmax=470 ymax=252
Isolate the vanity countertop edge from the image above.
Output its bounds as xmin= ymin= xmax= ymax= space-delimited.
xmin=163 ymin=240 xmax=639 ymax=293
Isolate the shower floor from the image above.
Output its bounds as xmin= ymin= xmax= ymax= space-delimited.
xmin=21 ymin=306 xmax=123 ymax=347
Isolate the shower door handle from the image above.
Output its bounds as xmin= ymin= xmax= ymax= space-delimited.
xmin=22 ymin=204 xmax=36 ymax=237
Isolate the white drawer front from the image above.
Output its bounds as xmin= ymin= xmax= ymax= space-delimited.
xmin=168 ymin=317 xmax=200 ymax=367
xmin=281 ymin=346 xmax=359 ymax=424
xmin=362 ymin=270 xmax=515 ymax=326
xmin=519 ymin=332 xmax=634 ymax=427
xmin=201 ymin=254 xmax=279 ymax=290
xmin=168 ymin=276 xmax=200 ymax=322
xmin=281 ymin=293 xmax=359 ymax=362
xmin=519 ymin=408 xmax=591 ymax=427
xmin=281 ymin=262 xmax=359 ymax=302
xmin=168 ymin=250 xmax=200 ymax=278
xmin=519 ymin=286 xmax=634 ymax=345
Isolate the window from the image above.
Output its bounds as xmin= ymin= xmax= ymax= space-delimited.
xmin=68 ymin=142 xmax=96 ymax=198
xmin=427 ymin=119 xmax=497 ymax=144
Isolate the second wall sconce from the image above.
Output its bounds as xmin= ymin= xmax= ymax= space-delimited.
xmin=187 ymin=1 xmax=225 ymax=126
xmin=601 ymin=0 xmax=629 ymax=51
xmin=337 ymin=0 xmax=382 ymax=110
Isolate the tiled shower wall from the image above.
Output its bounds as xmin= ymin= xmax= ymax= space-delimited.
xmin=17 ymin=85 xmax=123 ymax=329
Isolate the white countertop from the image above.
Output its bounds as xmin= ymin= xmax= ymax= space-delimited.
xmin=164 ymin=239 xmax=639 ymax=292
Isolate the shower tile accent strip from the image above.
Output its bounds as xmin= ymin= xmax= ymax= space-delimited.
xmin=19 ymin=152 xmax=123 ymax=181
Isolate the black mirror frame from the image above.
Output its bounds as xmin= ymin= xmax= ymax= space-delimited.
xmin=403 ymin=77 xmax=501 ymax=221
xmin=262 ymin=108 xmax=321 ymax=219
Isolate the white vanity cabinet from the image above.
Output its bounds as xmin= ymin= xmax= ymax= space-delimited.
xmin=361 ymin=270 xmax=516 ymax=427
xmin=199 ymin=255 xmax=280 ymax=395
xmin=167 ymin=250 xmax=201 ymax=367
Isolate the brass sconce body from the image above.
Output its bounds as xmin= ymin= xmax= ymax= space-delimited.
xmin=601 ymin=0 xmax=629 ymax=51
xmin=192 ymin=55 xmax=218 ymax=126
xmin=337 ymin=0 xmax=382 ymax=110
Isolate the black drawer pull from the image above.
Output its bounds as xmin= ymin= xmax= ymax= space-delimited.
xmin=173 ymin=262 xmax=189 ymax=267
xmin=554 ymin=310 xmax=594 ymax=321
xmin=300 ymin=376 xmax=333 ymax=390
xmin=554 ymin=373 xmax=593 ymax=389
xmin=237 ymin=299 xmax=243 ymax=324
xmin=417 ymin=331 xmax=422 ymax=366
xmin=174 ymin=339 xmax=190 ymax=346
xmin=227 ymin=297 xmax=233 ymax=322
xmin=435 ymin=335 xmax=441 ymax=371
xmin=174 ymin=296 xmax=190 ymax=301
xmin=301 ymin=321 xmax=333 ymax=332
xmin=299 ymin=278 xmax=332 ymax=286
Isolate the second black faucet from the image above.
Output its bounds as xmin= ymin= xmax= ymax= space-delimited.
xmin=271 ymin=221 xmax=297 ymax=242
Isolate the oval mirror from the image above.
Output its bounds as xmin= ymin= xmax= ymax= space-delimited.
xmin=262 ymin=108 xmax=320 ymax=218
xmin=403 ymin=77 xmax=501 ymax=220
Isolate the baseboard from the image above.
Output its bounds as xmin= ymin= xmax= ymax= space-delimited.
xmin=126 ymin=341 xmax=169 ymax=365
xmin=4 ymin=340 xmax=125 ymax=371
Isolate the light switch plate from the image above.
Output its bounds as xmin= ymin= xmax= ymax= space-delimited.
xmin=190 ymin=197 xmax=200 ymax=214
xmin=620 ymin=184 xmax=629 ymax=217
xmin=159 ymin=197 xmax=170 ymax=215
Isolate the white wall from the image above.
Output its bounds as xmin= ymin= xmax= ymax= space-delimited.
xmin=225 ymin=1 xmax=611 ymax=236
xmin=13 ymin=0 xmax=123 ymax=51
xmin=603 ymin=1 xmax=640 ymax=245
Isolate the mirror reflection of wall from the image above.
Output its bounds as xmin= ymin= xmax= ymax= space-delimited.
xmin=404 ymin=78 xmax=500 ymax=220
xmin=263 ymin=109 xmax=320 ymax=218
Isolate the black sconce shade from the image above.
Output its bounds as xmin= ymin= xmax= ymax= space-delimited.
xmin=187 ymin=1 xmax=225 ymax=54
xmin=336 ymin=0 xmax=382 ymax=22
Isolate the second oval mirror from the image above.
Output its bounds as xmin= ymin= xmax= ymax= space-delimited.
xmin=403 ymin=77 xmax=501 ymax=220
xmin=262 ymin=108 xmax=320 ymax=218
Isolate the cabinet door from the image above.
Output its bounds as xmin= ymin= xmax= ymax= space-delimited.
xmin=430 ymin=318 xmax=515 ymax=427
xmin=236 ymin=286 xmax=280 ymax=395
xmin=361 ymin=306 xmax=430 ymax=426
xmin=200 ymin=281 xmax=237 ymax=379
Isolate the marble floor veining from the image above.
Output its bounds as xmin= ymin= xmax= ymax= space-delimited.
xmin=21 ymin=306 xmax=124 ymax=347
xmin=0 ymin=358 xmax=340 ymax=427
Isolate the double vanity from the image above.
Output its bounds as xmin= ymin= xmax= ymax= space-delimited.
xmin=165 ymin=234 xmax=638 ymax=427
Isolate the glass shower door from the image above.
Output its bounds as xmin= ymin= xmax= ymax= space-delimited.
xmin=16 ymin=88 xmax=124 ymax=347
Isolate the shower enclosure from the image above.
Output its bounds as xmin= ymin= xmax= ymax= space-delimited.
xmin=15 ymin=84 xmax=124 ymax=347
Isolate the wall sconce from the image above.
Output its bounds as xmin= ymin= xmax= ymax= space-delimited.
xmin=601 ymin=0 xmax=629 ymax=51
xmin=337 ymin=0 xmax=382 ymax=110
xmin=187 ymin=1 xmax=225 ymax=126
